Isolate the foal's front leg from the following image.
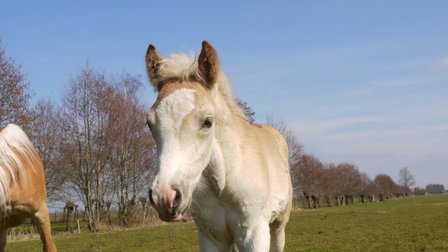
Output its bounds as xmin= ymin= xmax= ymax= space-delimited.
xmin=234 ymin=220 xmax=271 ymax=252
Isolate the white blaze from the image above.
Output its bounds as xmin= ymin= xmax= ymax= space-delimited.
xmin=154 ymin=88 xmax=196 ymax=186
xmin=156 ymin=88 xmax=196 ymax=134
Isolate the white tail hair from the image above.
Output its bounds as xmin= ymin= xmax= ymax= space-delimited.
xmin=0 ymin=124 xmax=37 ymax=214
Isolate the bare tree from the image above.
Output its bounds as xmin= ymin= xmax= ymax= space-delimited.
xmin=374 ymin=174 xmax=399 ymax=201
xmin=319 ymin=164 xmax=336 ymax=207
xmin=29 ymin=100 xmax=66 ymax=200
xmin=358 ymin=172 xmax=374 ymax=203
xmin=0 ymin=41 xmax=32 ymax=127
xmin=334 ymin=163 xmax=362 ymax=205
xmin=60 ymin=64 xmax=112 ymax=231
xmin=323 ymin=164 xmax=345 ymax=206
xmin=294 ymin=153 xmax=325 ymax=208
xmin=236 ymin=98 xmax=256 ymax=124
xmin=106 ymin=73 xmax=156 ymax=225
xmin=398 ymin=167 xmax=415 ymax=189
xmin=266 ymin=117 xmax=304 ymax=200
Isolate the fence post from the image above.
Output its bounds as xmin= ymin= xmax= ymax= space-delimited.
xmin=77 ymin=219 xmax=81 ymax=233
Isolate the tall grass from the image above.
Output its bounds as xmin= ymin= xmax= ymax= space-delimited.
xmin=7 ymin=194 xmax=448 ymax=251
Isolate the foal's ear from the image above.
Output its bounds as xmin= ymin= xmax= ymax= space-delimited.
xmin=145 ymin=44 xmax=163 ymax=91
xmin=198 ymin=40 xmax=220 ymax=89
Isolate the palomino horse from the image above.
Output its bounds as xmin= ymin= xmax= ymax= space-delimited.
xmin=146 ymin=41 xmax=292 ymax=251
xmin=0 ymin=124 xmax=56 ymax=252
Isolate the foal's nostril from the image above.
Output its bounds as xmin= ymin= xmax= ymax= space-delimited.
xmin=173 ymin=189 xmax=182 ymax=209
xmin=148 ymin=189 xmax=155 ymax=207
xmin=174 ymin=189 xmax=181 ymax=200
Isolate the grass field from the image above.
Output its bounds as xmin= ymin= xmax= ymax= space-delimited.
xmin=7 ymin=194 xmax=448 ymax=251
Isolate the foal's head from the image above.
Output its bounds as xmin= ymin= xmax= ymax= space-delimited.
xmin=146 ymin=41 xmax=221 ymax=222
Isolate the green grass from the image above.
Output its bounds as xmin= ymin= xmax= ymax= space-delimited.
xmin=7 ymin=223 xmax=199 ymax=252
xmin=286 ymin=194 xmax=448 ymax=251
xmin=7 ymin=194 xmax=448 ymax=251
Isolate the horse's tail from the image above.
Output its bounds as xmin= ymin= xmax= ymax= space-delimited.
xmin=0 ymin=124 xmax=39 ymax=214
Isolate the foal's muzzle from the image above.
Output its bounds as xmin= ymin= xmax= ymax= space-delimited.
xmin=149 ymin=188 xmax=184 ymax=222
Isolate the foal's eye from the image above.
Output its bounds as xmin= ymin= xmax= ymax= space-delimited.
xmin=202 ymin=118 xmax=213 ymax=129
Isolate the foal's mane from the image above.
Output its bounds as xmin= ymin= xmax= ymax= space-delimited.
xmin=158 ymin=53 xmax=248 ymax=121
xmin=0 ymin=124 xmax=37 ymax=212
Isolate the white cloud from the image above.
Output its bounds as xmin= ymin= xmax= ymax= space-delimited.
xmin=372 ymin=78 xmax=423 ymax=87
xmin=288 ymin=109 xmax=448 ymax=157
xmin=289 ymin=116 xmax=384 ymax=134
xmin=373 ymin=55 xmax=448 ymax=87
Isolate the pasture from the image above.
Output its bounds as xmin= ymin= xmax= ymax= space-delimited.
xmin=7 ymin=194 xmax=448 ymax=251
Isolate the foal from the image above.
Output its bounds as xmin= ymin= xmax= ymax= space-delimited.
xmin=146 ymin=41 xmax=292 ymax=251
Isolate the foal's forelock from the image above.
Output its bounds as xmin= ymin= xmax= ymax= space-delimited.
xmin=151 ymin=53 xmax=202 ymax=89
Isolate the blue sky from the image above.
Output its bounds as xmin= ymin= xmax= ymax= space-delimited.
xmin=1 ymin=1 xmax=447 ymax=188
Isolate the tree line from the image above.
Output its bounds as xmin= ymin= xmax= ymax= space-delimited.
xmin=294 ymin=155 xmax=418 ymax=208
xmin=0 ymin=41 xmax=439 ymax=231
